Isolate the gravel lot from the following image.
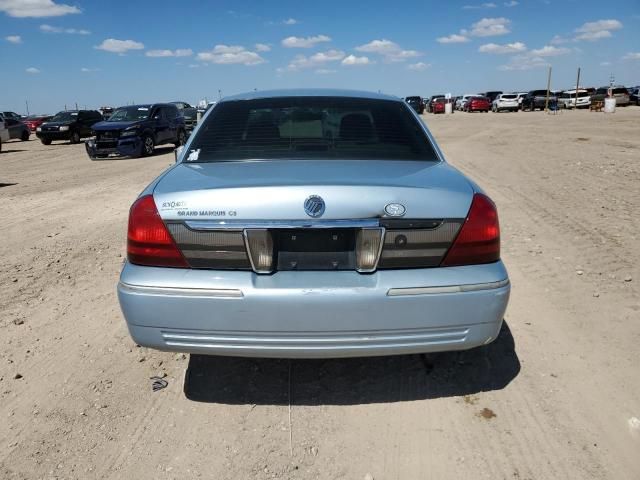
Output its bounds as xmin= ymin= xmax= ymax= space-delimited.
xmin=1 ymin=108 xmax=639 ymax=479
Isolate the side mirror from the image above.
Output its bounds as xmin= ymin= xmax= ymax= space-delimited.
xmin=174 ymin=145 xmax=184 ymax=163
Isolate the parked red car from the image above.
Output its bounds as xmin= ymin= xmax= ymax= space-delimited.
xmin=465 ymin=97 xmax=490 ymax=112
xmin=432 ymin=98 xmax=446 ymax=114
xmin=23 ymin=115 xmax=52 ymax=132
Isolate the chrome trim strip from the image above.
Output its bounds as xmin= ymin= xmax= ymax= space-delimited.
xmin=387 ymin=278 xmax=510 ymax=296
xmin=185 ymin=219 xmax=380 ymax=230
xmin=118 ymin=282 xmax=243 ymax=298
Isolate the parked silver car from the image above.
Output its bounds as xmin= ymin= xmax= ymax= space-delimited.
xmin=118 ymin=89 xmax=510 ymax=358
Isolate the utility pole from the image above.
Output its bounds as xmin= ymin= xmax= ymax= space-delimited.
xmin=25 ymin=100 xmax=29 ymax=116
xmin=544 ymin=66 xmax=552 ymax=112
xmin=574 ymin=67 xmax=581 ymax=110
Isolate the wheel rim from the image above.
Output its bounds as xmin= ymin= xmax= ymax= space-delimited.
xmin=145 ymin=137 xmax=154 ymax=155
xmin=72 ymin=133 xmax=79 ymax=143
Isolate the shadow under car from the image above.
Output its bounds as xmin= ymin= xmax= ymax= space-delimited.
xmin=183 ymin=321 xmax=520 ymax=406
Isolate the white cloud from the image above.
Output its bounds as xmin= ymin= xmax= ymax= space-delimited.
xmin=255 ymin=43 xmax=271 ymax=52
xmin=478 ymin=41 xmax=526 ymax=54
xmin=550 ymin=35 xmax=568 ymax=45
xmin=436 ymin=34 xmax=469 ymax=44
xmin=504 ymin=0 xmax=518 ymax=6
xmin=407 ymin=62 xmax=430 ymax=71
xmin=283 ymin=18 xmax=298 ymax=25
xmin=281 ymin=34 xmax=331 ymax=48
xmin=188 ymin=64 xmax=200 ymax=68
xmin=439 ymin=17 xmax=510 ymax=45
xmin=600 ymin=61 xmax=611 ymax=66
xmin=529 ymin=45 xmax=571 ymax=56
xmin=622 ymin=52 xmax=640 ymax=60
xmin=355 ymin=39 xmax=420 ymax=62
xmin=146 ymin=48 xmax=193 ymax=57
xmin=341 ymin=54 xmax=371 ymax=66
xmin=285 ymin=49 xmax=346 ymax=70
xmin=40 ymin=24 xmax=89 ymax=34
xmin=197 ymin=45 xmax=265 ymax=65
xmin=80 ymin=67 xmax=99 ymax=72
xmin=470 ymin=17 xmax=511 ymax=36
xmin=315 ymin=68 xmax=336 ymax=74
xmin=26 ymin=67 xmax=40 ymax=73
xmin=95 ymin=38 xmax=144 ymax=54
xmin=498 ymin=44 xmax=571 ymax=70
xmin=463 ymin=3 xmax=496 ymax=9
xmin=499 ymin=55 xmax=548 ymax=71
xmin=574 ymin=19 xmax=622 ymax=41
xmin=0 ymin=0 xmax=80 ymax=17
xmin=5 ymin=34 xmax=21 ymax=43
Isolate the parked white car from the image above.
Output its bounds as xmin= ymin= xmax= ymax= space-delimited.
xmin=0 ymin=114 xmax=11 ymax=152
xmin=455 ymin=94 xmax=474 ymax=111
xmin=492 ymin=94 xmax=519 ymax=112
xmin=558 ymin=90 xmax=590 ymax=109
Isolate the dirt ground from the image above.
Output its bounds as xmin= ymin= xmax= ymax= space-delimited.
xmin=1 ymin=107 xmax=639 ymax=480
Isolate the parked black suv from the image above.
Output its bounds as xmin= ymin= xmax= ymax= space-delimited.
xmin=405 ymin=96 xmax=425 ymax=114
xmin=482 ymin=91 xmax=503 ymax=104
xmin=36 ymin=110 xmax=103 ymax=145
xmin=521 ymin=90 xmax=557 ymax=111
xmin=86 ymin=103 xmax=186 ymax=159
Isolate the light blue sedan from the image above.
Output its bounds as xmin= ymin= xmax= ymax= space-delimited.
xmin=118 ymin=89 xmax=510 ymax=358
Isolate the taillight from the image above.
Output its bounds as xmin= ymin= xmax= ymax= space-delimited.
xmin=441 ymin=193 xmax=500 ymax=267
xmin=127 ymin=195 xmax=188 ymax=268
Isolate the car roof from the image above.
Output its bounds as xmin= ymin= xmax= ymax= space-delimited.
xmin=221 ymin=89 xmax=400 ymax=103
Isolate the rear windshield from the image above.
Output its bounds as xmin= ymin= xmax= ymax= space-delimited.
xmin=612 ymin=88 xmax=628 ymax=95
xmin=186 ymin=97 xmax=439 ymax=162
xmin=501 ymin=94 xmax=517 ymax=99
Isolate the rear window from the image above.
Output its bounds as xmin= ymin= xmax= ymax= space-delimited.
xmin=186 ymin=97 xmax=439 ymax=163
xmin=501 ymin=94 xmax=517 ymax=99
xmin=612 ymin=88 xmax=628 ymax=95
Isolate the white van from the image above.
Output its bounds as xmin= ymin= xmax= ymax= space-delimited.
xmin=0 ymin=113 xmax=11 ymax=152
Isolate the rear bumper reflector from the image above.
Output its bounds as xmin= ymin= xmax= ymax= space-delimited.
xmin=118 ymin=282 xmax=243 ymax=298
xmin=387 ymin=278 xmax=509 ymax=296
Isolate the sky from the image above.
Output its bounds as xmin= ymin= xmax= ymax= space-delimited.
xmin=1 ymin=0 xmax=639 ymax=114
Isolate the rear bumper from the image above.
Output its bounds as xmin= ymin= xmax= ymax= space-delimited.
xmin=118 ymin=261 xmax=510 ymax=358
xmin=85 ymin=137 xmax=143 ymax=159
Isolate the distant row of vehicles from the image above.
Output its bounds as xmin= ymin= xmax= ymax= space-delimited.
xmin=405 ymin=85 xmax=639 ymax=115
xmin=0 ymin=101 xmax=212 ymax=159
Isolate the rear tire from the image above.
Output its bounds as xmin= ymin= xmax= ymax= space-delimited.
xmin=70 ymin=131 xmax=81 ymax=144
xmin=21 ymin=130 xmax=30 ymax=141
xmin=41 ymin=139 xmax=51 ymax=145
